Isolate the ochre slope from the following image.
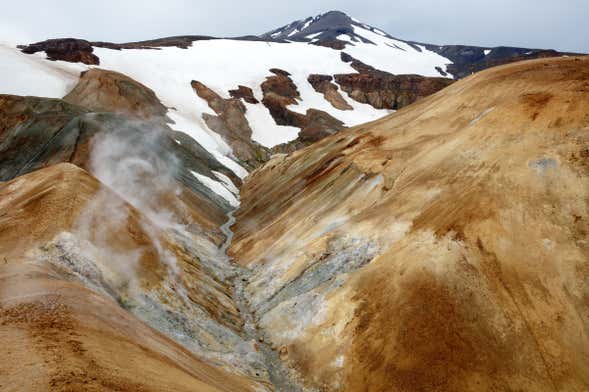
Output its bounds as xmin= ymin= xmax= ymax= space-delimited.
xmin=0 ymin=163 xmax=262 ymax=391
xmin=230 ymin=56 xmax=589 ymax=391
xmin=0 ymin=263 xmax=252 ymax=392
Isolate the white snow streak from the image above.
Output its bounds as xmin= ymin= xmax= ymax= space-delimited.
xmin=191 ymin=171 xmax=240 ymax=207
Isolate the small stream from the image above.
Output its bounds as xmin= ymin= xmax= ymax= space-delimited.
xmin=220 ymin=209 xmax=304 ymax=392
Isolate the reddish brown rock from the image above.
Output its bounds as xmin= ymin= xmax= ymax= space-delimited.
xmin=270 ymin=108 xmax=345 ymax=155
xmin=260 ymin=70 xmax=346 ymax=148
xmin=228 ymin=86 xmax=259 ymax=104
xmin=269 ymin=68 xmax=292 ymax=77
xmin=192 ymin=81 xmax=270 ymax=169
xmin=298 ymin=109 xmax=345 ymax=142
xmin=334 ymin=72 xmax=453 ymax=109
xmin=260 ymin=70 xmax=305 ymax=127
xmin=20 ymin=38 xmax=99 ymax=65
xmin=261 ymin=70 xmax=300 ymax=105
xmin=336 ymin=52 xmax=454 ymax=110
xmin=311 ymin=39 xmax=347 ymax=50
xmin=307 ymin=74 xmax=353 ymax=110
xmin=63 ymin=68 xmax=169 ymax=121
xmin=261 ymin=94 xmax=307 ymax=128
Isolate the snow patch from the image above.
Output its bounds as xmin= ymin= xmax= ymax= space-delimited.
xmin=191 ymin=171 xmax=240 ymax=207
xmin=342 ymin=26 xmax=453 ymax=77
xmin=305 ymin=32 xmax=322 ymax=40
xmin=213 ymin=170 xmax=239 ymax=195
xmin=0 ymin=42 xmax=86 ymax=97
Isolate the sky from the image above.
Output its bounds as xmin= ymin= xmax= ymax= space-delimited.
xmin=1 ymin=0 xmax=588 ymax=52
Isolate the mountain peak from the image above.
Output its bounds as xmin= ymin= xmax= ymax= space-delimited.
xmin=260 ymin=10 xmax=391 ymax=45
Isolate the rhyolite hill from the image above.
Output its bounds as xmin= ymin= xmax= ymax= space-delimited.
xmin=0 ymin=10 xmax=588 ymax=392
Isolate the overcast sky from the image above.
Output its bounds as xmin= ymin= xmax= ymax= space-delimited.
xmin=1 ymin=0 xmax=587 ymax=52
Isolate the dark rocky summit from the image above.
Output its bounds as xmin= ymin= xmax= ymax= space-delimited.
xmin=261 ymin=10 xmax=385 ymax=46
xmin=261 ymin=10 xmax=583 ymax=79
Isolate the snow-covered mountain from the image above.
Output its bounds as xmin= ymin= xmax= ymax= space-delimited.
xmin=0 ymin=10 xmax=577 ymax=205
xmin=263 ymin=10 xmax=421 ymax=50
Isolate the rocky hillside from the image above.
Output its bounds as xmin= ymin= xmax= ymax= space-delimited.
xmin=230 ymin=56 xmax=589 ymax=390
xmin=0 ymin=9 xmax=588 ymax=391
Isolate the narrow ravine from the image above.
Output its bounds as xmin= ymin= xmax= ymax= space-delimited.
xmin=220 ymin=209 xmax=304 ymax=392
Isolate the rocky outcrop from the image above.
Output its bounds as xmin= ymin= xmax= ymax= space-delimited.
xmin=228 ymin=85 xmax=259 ymax=104
xmin=260 ymin=69 xmax=306 ymax=128
xmin=310 ymin=39 xmax=347 ymax=50
xmin=92 ymin=35 xmax=216 ymax=50
xmin=334 ymin=72 xmax=454 ymax=109
xmin=63 ymin=68 xmax=169 ymax=121
xmin=261 ymin=69 xmax=346 ymax=135
xmin=336 ymin=52 xmax=455 ymax=110
xmin=230 ymin=57 xmax=589 ymax=391
xmin=19 ymin=38 xmax=99 ymax=65
xmin=191 ymin=81 xmax=270 ymax=169
xmin=307 ymin=74 xmax=352 ymax=110
xmin=298 ymin=109 xmax=345 ymax=143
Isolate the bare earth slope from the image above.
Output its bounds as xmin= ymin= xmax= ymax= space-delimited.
xmin=0 ymin=163 xmax=261 ymax=391
xmin=230 ymin=56 xmax=589 ymax=391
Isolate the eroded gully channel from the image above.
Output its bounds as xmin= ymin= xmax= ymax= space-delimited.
xmin=219 ymin=209 xmax=304 ymax=392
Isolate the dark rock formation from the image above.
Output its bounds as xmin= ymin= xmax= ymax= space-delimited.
xmin=92 ymin=35 xmax=217 ymax=50
xmin=192 ymin=81 xmax=270 ymax=169
xmin=334 ymin=72 xmax=454 ymax=110
xmin=269 ymin=68 xmax=292 ymax=77
xmin=336 ymin=53 xmax=454 ymax=110
xmin=259 ymin=70 xmax=347 ymax=151
xmin=270 ymin=108 xmax=345 ymax=155
xmin=298 ymin=109 xmax=345 ymax=143
xmin=228 ymin=86 xmax=259 ymax=104
xmin=19 ymin=38 xmax=99 ymax=65
xmin=308 ymin=74 xmax=353 ymax=110
xmin=310 ymin=39 xmax=347 ymax=50
xmin=260 ymin=70 xmax=305 ymax=127
xmin=340 ymin=51 xmax=381 ymax=74
xmin=18 ymin=36 xmax=220 ymax=65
